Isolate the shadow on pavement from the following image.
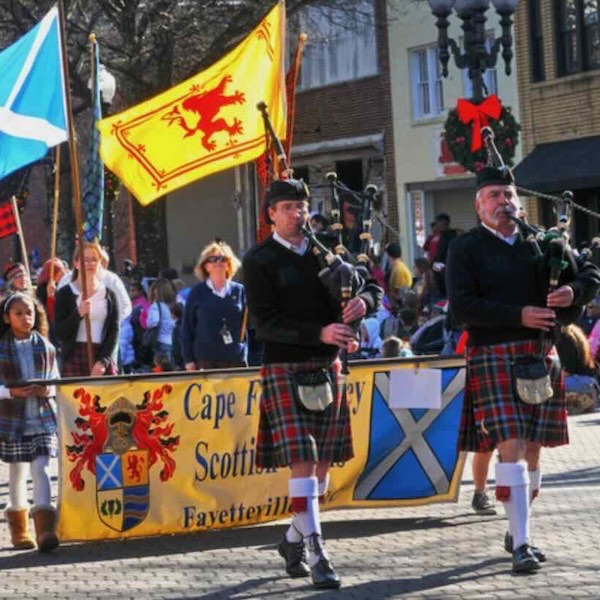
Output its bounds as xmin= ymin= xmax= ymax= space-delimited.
xmin=188 ymin=557 xmax=507 ymax=600
xmin=0 ymin=514 xmax=470 ymax=572
xmin=541 ymin=465 xmax=600 ymax=488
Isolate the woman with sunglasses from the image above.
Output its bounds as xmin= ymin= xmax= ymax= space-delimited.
xmin=181 ymin=240 xmax=247 ymax=370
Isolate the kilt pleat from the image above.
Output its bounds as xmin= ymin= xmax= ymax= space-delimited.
xmin=0 ymin=432 xmax=58 ymax=463
xmin=256 ymin=359 xmax=354 ymax=469
xmin=459 ymin=338 xmax=568 ymax=452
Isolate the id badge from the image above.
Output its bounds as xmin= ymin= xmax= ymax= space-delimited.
xmin=220 ymin=322 xmax=233 ymax=345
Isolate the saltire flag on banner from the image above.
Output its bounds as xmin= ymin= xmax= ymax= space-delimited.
xmin=0 ymin=201 xmax=17 ymax=240
xmin=98 ymin=1 xmax=286 ymax=206
xmin=82 ymin=38 xmax=104 ymax=242
xmin=0 ymin=6 xmax=67 ymax=181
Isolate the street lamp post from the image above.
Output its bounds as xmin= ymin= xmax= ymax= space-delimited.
xmin=428 ymin=0 xmax=519 ymax=104
xmin=97 ymin=64 xmax=117 ymax=267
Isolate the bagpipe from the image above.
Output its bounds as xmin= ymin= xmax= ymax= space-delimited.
xmin=257 ymin=102 xmax=381 ymax=376
xmin=481 ymin=126 xmax=593 ymax=325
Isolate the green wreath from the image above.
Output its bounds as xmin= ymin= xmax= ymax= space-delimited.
xmin=443 ymin=104 xmax=521 ymax=173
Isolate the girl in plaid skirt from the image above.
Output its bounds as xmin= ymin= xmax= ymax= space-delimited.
xmin=0 ymin=293 xmax=60 ymax=552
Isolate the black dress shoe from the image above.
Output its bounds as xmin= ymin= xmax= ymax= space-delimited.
xmin=504 ymin=532 xmax=547 ymax=562
xmin=512 ymin=544 xmax=541 ymax=574
xmin=311 ymin=556 xmax=341 ymax=589
xmin=307 ymin=533 xmax=341 ymax=589
xmin=277 ymin=535 xmax=310 ymax=578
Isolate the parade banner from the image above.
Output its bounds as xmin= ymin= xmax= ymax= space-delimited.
xmin=56 ymin=357 xmax=466 ymax=541
xmin=98 ymin=2 xmax=286 ymax=206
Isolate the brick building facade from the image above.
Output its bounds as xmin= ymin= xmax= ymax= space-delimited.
xmin=290 ymin=0 xmax=398 ymax=254
xmin=513 ymin=0 xmax=600 ymax=242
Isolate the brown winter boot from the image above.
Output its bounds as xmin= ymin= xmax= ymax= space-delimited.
xmin=5 ymin=508 xmax=35 ymax=550
xmin=31 ymin=506 xmax=59 ymax=553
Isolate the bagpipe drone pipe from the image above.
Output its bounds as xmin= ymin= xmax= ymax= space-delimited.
xmin=482 ymin=126 xmax=598 ymax=326
xmin=257 ymin=101 xmax=383 ymax=374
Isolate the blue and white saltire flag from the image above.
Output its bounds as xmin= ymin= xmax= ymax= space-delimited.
xmin=82 ymin=39 xmax=104 ymax=242
xmin=0 ymin=6 xmax=68 ymax=181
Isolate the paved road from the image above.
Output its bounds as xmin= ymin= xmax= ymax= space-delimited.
xmin=1 ymin=410 xmax=599 ymax=599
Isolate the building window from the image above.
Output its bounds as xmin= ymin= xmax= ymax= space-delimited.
xmin=555 ymin=0 xmax=600 ymax=76
xmin=529 ymin=0 xmax=545 ymax=81
xmin=297 ymin=2 xmax=378 ymax=90
xmin=462 ymin=32 xmax=498 ymax=98
xmin=410 ymin=46 xmax=444 ymax=120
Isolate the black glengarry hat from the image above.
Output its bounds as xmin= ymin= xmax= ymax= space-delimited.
xmin=476 ymin=166 xmax=515 ymax=190
xmin=265 ymin=178 xmax=309 ymax=206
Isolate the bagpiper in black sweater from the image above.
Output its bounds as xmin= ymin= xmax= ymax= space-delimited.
xmin=446 ymin=226 xmax=600 ymax=347
xmin=242 ymin=237 xmax=381 ymax=364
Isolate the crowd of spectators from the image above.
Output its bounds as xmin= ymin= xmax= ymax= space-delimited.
xmin=2 ymin=211 xmax=599 ymax=418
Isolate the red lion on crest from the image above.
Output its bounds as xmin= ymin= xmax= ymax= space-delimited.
xmin=162 ymin=75 xmax=245 ymax=151
xmin=65 ymin=385 xmax=180 ymax=491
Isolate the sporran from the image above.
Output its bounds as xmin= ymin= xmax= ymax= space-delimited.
xmin=513 ymin=357 xmax=553 ymax=405
xmin=293 ymin=368 xmax=334 ymax=412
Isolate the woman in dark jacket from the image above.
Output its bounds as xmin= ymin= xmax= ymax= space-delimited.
xmin=182 ymin=240 xmax=247 ymax=370
xmin=55 ymin=242 xmax=119 ymax=377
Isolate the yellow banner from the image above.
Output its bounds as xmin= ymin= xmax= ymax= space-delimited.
xmin=56 ymin=358 xmax=466 ymax=541
xmin=98 ymin=2 xmax=286 ymax=206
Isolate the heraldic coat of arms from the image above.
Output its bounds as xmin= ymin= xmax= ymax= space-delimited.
xmin=66 ymin=385 xmax=180 ymax=532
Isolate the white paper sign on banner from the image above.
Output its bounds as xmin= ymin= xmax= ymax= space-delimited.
xmin=389 ymin=368 xmax=442 ymax=409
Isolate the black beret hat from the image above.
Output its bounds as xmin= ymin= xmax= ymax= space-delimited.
xmin=476 ymin=166 xmax=515 ymax=190
xmin=265 ymin=178 xmax=309 ymax=206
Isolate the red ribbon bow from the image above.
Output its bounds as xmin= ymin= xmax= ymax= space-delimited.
xmin=456 ymin=94 xmax=502 ymax=152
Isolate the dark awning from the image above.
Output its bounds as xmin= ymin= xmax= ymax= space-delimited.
xmin=513 ymin=136 xmax=600 ymax=194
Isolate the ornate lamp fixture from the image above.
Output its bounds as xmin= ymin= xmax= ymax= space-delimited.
xmin=428 ymin=0 xmax=519 ymax=103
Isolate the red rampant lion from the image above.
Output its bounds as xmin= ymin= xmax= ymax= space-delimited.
xmin=65 ymin=384 xmax=180 ymax=491
xmin=162 ymin=75 xmax=245 ymax=151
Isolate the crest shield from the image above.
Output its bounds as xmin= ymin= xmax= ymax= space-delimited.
xmin=96 ymin=449 xmax=149 ymax=532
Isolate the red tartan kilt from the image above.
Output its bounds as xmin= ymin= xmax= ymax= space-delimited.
xmin=61 ymin=342 xmax=118 ymax=378
xmin=459 ymin=338 xmax=568 ymax=452
xmin=256 ymin=359 xmax=354 ymax=469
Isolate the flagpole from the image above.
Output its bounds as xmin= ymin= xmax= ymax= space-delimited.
xmin=10 ymin=196 xmax=31 ymax=284
xmin=57 ymin=0 xmax=94 ymax=373
xmin=49 ymin=146 xmax=61 ymax=285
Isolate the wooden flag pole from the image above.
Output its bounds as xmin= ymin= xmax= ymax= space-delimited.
xmin=49 ymin=145 xmax=61 ymax=285
xmin=57 ymin=0 xmax=94 ymax=373
xmin=10 ymin=196 xmax=31 ymax=284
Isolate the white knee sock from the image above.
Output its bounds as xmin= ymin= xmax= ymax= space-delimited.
xmin=495 ymin=462 xmax=530 ymax=550
xmin=318 ymin=474 xmax=330 ymax=499
xmin=30 ymin=455 xmax=52 ymax=508
xmin=286 ymin=477 xmax=320 ymax=543
xmin=529 ymin=468 xmax=541 ymax=503
xmin=8 ymin=463 xmax=28 ymax=510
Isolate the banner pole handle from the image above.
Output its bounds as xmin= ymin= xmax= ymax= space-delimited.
xmin=10 ymin=196 xmax=31 ymax=284
xmin=57 ymin=0 xmax=94 ymax=373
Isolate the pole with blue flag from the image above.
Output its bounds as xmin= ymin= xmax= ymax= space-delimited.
xmin=57 ymin=0 xmax=94 ymax=372
xmin=82 ymin=33 xmax=104 ymax=243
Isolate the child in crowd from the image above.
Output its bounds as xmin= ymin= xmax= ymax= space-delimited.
xmin=119 ymin=315 xmax=136 ymax=374
xmin=170 ymin=302 xmax=184 ymax=370
xmin=0 ymin=293 xmax=60 ymax=552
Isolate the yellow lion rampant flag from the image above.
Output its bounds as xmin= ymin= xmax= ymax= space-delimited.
xmin=98 ymin=2 xmax=286 ymax=206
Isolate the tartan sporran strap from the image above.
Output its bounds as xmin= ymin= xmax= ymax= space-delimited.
xmin=512 ymin=357 xmax=553 ymax=405
xmin=293 ymin=368 xmax=334 ymax=412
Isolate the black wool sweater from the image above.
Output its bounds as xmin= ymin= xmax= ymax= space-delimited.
xmin=446 ymin=226 xmax=600 ymax=346
xmin=242 ymin=237 xmax=380 ymax=364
